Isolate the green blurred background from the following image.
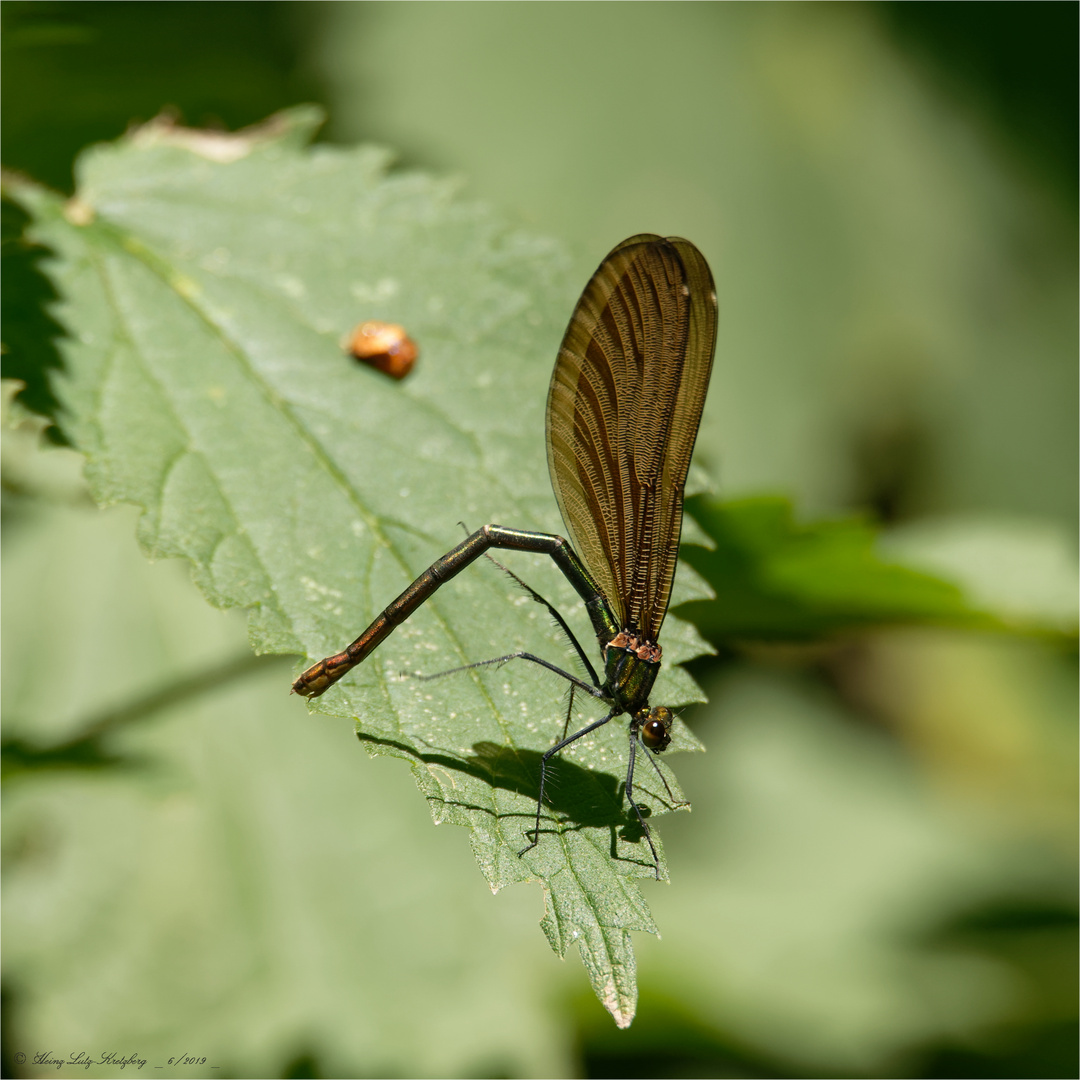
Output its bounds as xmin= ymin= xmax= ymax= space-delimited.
xmin=3 ymin=3 xmax=1076 ymax=1078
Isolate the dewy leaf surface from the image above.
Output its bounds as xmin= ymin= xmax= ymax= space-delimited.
xmin=7 ymin=108 xmax=712 ymax=1026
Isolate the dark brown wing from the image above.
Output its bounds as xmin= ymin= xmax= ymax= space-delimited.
xmin=546 ymin=234 xmax=717 ymax=640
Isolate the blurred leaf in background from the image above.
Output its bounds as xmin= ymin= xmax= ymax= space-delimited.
xmin=3 ymin=2 xmax=1077 ymax=1078
xmin=678 ymin=494 xmax=982 ymax=642
xmin=879 ymin=0 xmax=1078 ymax=200
xmin=2 ymin=0 xmax=319 ymax=193
xmin=318 ymin=2 xmax=1077 ymax=531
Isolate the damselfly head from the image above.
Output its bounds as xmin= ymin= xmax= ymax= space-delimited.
xmin=639 ymin=706 xmax=674 ymax=752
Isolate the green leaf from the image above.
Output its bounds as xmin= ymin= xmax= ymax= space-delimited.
xmin=677 ymin=494 xmax=995 ymax=642
xmin=1 ymin=487 xmax=581 ymax=1076
xmin=5 ymin=108 xmax=712 ymax=1026
xmin=880 ymin=517 xmax=1080 ymax=636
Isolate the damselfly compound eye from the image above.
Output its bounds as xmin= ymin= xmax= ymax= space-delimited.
xmin=641 ymin=707 xmax=674 ymax=752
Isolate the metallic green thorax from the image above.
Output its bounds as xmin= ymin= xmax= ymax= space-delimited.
xmin=602 ymin=634 xmax=661 ymax=716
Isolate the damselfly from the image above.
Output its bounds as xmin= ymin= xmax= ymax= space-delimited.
xmin=294 ymin=234 xmax=717 ymax=877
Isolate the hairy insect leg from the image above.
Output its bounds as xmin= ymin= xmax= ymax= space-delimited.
xmin=481 ymin=552 xmax=601 ymax=686
xmin=517 ymin=708 xmax=619 ymax=859
xmin=624 ymin=732 xmax=663 ymax=880
xmin=406 ymin=652 xmax=605 ymax=700
xmin=640 ymin=743 xmax=689 ymax=810
xmin=560 ymin=683 xmax=578 ymax=742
